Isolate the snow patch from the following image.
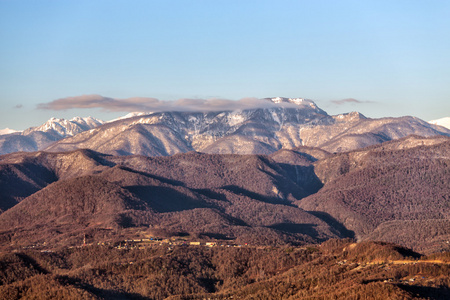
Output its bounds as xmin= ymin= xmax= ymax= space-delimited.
xmin=26 ymin=116 xmax=105 ymax=137
xmin=108 ymin=112 xmax=152 ymax=123
xmin=227 ymin=111 xmax=246 ymax=127
xmin=289 ymin=98 xmax=305 ymax=105
xmin=0 ymin=128 xmax=19 ymax=135
xmin=268 ymin=97 xmax=317 ymax=108
xmin=429 ymin=117 xmax=450 ymax=130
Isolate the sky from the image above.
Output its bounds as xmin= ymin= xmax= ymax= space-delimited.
xmin=1 ymin=0 xmax=449 ymax=131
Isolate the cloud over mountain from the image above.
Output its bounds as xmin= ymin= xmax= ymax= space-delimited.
xmin=37 ymin=95 xmax=299 ymax=113
xmin=331 ymin=98 xmax=375 ymax=105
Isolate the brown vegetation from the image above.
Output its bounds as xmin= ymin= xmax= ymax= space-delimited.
xmin=0 ymin=136 xmax=449 ymax=253
xmin=297 ymin=137 xmax=450 ymax=253
xmin=0 ymin=240 xmax=449 ymax=299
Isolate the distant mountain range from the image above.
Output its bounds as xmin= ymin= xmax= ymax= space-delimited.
xmin=0 ymin=135 xmax=448 ymax=253
xmin=0 ymin=116 xmax=103 ymax=155
xmin=1 ymin=97 xmax=448 ymax=156
xmin=429 ymin=117 xmax=450 ymax=129
xmin=0 ymin=128 xmax=18 ymax=135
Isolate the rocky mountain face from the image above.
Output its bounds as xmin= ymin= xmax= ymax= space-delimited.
xmin=0 ymin=135 xmax=448 ymax=253
xmin=0 ymin=117 xmax=104 ymax=155
xmin=43 ymin=97 xmax=450 ymax=156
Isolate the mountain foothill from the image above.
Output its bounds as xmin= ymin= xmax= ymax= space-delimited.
xmin=0 ymin=102 xmax=447 ymax=253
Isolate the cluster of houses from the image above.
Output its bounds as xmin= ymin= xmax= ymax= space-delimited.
xmin=19 ymin=236 xmax=248 ymax=251
xmin=109 ymin=237 xmax=248 ymax=250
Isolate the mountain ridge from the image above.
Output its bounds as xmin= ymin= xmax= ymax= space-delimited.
xmin=0 ymin=116 xmax=104 ymax=155
xmin=43 ymin=100 xmax=450 ymax=156
xmin=0 ymin=146 xmax=344 ymax=248
xmin=2 ymin=98 xmax=448 ymax=156
xmin=429 ymin=116 xmax=450 ymax=129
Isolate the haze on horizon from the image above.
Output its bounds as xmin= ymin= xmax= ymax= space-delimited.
xmin=1 ymin=0 xmax=449 ymax=131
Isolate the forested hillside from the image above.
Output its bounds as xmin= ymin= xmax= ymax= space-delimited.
xmin=297 ymin=136 xmax=450 ymax=253
xmin=0 ymin=136 xmax=448 ymax=254
xmin=0 ymin=240 xmax=449 ymax=299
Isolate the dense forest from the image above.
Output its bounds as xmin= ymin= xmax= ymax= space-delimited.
xmin=0 ymin=239 xmax=449 ymax=299
xmin=298 ymin=137 xmax=450 ymax=253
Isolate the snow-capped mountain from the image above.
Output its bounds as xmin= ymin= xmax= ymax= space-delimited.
xmin=44 ymin=98 xmax=450 ymax=156
xmin=266 ymin=97 xmax=323 ymax=110
xmin=44 ymin=97 xmax=332 ymax=156
xmin=0 ymin=116 xmax=104 ymax=155
xmin=2 ymin=98 xmax=450 ymax=156
xmin=24 ymin=116 xmax=104 ymax=137
xmin=0 ymin=128 xmax=19 ymax=135
xmin=429 ymin=117 xmax=450 ymax=130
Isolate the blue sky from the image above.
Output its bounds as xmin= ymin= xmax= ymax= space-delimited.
xmin=1 ymin=0 xmax=449 ymax=130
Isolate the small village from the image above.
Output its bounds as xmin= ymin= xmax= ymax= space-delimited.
xmin=19 ymin=238 xmax=448 ymax=289
xmin=102 ymin=237 xmax=250 ymax=250
xmin=17 ymin=235 xmax=251 ymax=253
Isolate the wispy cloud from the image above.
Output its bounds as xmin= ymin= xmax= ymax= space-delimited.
xmin=37 ymin=95 xmax=302 ymax=112
xmin=331 ymin=98 xmax=375 ymax=105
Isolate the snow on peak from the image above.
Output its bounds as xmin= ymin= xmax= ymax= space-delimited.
xmin=70 ymin=116 xmax=104 ymax=127
xmin=267 ymin=97 xmax=316 ymax=106
xmin=429 ymin=117 xmax=450 ymax=130
xmin=27 ymin=116 xmax=104 ymax=137
xmin=38 ymin=118 xmax=67 ymax=132
xmin=0 ymin=128 xmax=19 ymax=135
xmin=271 ymin=97 xmax=286 ymax=104
xmin=270 ymin=97 xmax=305 ymax=104
xmin=333 ymin=111 xmax=366 ymax=122
xmin=288 ymin=98 xmax=305 ymax=105
xmin=108 ymin=112 xmax=153 ymax=123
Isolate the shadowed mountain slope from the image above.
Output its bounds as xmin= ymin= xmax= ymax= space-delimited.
xmin=296 ymin=136 xmax=450 ymax=253
xmin=0 ymin=176 xmax=150 ymax=229
xmin=0 ymin=148 xmax=343 ymax=248
xmin=0 ymin=136 xmax=449 ymax=252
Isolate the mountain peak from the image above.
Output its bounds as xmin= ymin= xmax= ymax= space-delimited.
xmin=333 ymin=111 xmax=367 ymax=122
xmin=28 ymin=116 xmax=104 ymax=136
xmin=266 ymin=97 xmax=316 ymax=106
xmin=0 ymin=128 xmax=19 ymax=135
xmin=429 ymin=117 xmax=450 ymax=130
xmin=263 ymin=97 xmax=325 ymax=115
